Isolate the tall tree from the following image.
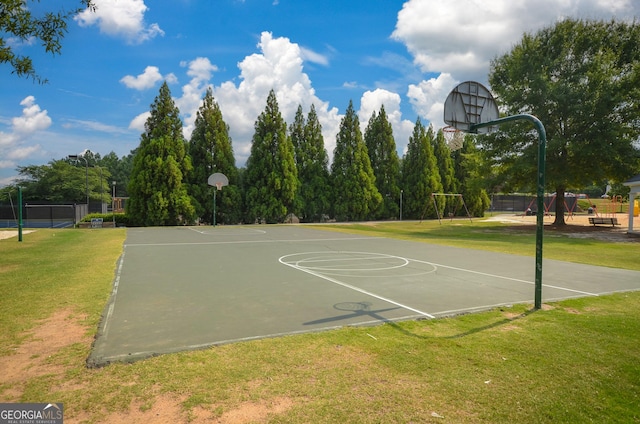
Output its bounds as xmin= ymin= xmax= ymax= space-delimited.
xmin=1 ymin=1 xmax=94 ymax=83
xmin=452 ymin=135 xmax=491 ymax=217
xmin=433 ymin=129 xmax=459 ymax=194
xmin=289 ymin=105 xmax=306 ymax=217
xmin=364 ymin=105 xmax=401 ymax=219
xmin=433 ymin=129 xmax=460 ymax=216
xmin=98 ymin=151 xmax=133 ymax=197
xmin=127 ymin=82 xmax=194 ymax=226
xmin=188 ymin=88 xmax=241 ymax=224
xmin=401 ymin=120 xmax=442 ymax=219
xmin=330 ymin=100 xmax=381 ymax=221
xmin=488 ymin=19 xmax=640 ymax=225
xmin=15 ymin=159 xmax=110 ymax=204
xmin=290 ymin=104 xmax=331 ymax=222
xmin=245 ymin=89 xmax=298 ymax=223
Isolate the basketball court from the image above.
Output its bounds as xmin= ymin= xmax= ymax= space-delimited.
xmin=88 ymin=225 xmax=640 ymax=366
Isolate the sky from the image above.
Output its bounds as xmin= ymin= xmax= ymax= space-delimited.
xmin=1 ymin=0 xmax=638 ymax=186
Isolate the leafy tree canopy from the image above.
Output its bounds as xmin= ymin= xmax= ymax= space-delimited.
xmin=1 ymin=0 xmax=94 ymax=83
xmin=487 ymin=18 xmax=640 ymax=224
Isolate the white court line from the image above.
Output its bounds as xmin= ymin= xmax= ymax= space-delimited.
xmin=186 ymin=227 xmax=266 ymax=235
xmin=292 ymin=251 xmax=409 ymax=272
xmin=98 ymin=314 xmax=427 ymax=363
xmin=101 ymin=250 xmax=126 ymax=339
xmin=124 ymin=236 xmax=380 ymax=247
xmin=408 ymin=257 xmax=600 ymax=297
xmin=279 ymin=255 xmax=436 ymax=319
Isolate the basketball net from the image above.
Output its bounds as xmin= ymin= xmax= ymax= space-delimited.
xmin=443 ymin=126 xmax=464 ymax=152
xmin=215 ymin=183 xmax=223 ymax=191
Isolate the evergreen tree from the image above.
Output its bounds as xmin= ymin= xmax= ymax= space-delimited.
xmin=452 ymin=135 xmax=491 ymax=217
xmin=433 ymin=128 xmax=460 ymax=216
xmin=289 ymin=105 xmax=306 ymax=217
xmin=127 ymin=82 xmax=194 ymax=226
xmin=364 ymin=105 xmax=401 ymax=219
xmin=188 ymin=88 xmax=241 ymax=224
xmin=290 ymin=104 xmax=331 ymax=222
xmin=330 ymin=100 xmax=382 ymax=221
xmin=245 ymin=89 xmax=298 ymax=223
xmin=401 ymin=119 xmax=442 ymax=219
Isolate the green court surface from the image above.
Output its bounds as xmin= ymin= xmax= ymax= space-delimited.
xmin=88 ymin=225 xmax=640 ymax=366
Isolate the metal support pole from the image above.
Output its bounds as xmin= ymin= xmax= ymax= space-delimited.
xmin=213 ymin=189 xmax=217 ymax=227
xmin=112 ymin=181 xmax=116 ymax=227
xmin=472 ymin=114 xmax=546 ymax=309
xmin=98 ymin=166 xmax=103 ymax=213
xmin=83 ymin=158 xmax=89 ymax=208
xmin=18 ymin=187 xmax=23 ymax=242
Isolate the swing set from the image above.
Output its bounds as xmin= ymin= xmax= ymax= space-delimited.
xmin=524 ymin=193 xmax=580 ymax=220
xmin=427 ymin=193 xmax=473 ymax=224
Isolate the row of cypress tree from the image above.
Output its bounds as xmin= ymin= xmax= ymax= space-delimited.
xmin=126 ymin=82 xmax=489 ymax=226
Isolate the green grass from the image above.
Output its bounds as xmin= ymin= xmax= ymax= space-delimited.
xmin=318 ymin=219 xmax=640 ymax=270
xmin=1 ymin=225 xmax=639 ymax=423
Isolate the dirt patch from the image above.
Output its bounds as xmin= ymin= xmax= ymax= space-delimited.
xmin=73 ymin=395 xmax=295 ymax=424
xmin=214 ymin=397 xmax=295 ymax=423
xmin=485 ymin=213 xmax=638 ymax=243
xmin=79 ymin=394 xmax=189 ymax=424
xmin=0 ymin=308 xmax=298 ymax=424
xmin=0 ymin=230 xmax=35 ymax=240
xmin=0 ymin=309 xmax=90 ymax=401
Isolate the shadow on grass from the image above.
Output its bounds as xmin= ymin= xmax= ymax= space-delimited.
xmin=307 ymin=301 xmax=539 ymax=340
xmin=387 ymin=307 xmax=539 ymax=340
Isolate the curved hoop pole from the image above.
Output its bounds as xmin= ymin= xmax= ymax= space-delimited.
xmin=471 ymin=114 xmax=547 ymax=310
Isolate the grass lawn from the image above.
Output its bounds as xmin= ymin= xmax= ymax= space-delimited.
xmin=319 ymin=219 xmax=640 ymax=270
xmin=0 ymin=223 xmax=639 ymax=423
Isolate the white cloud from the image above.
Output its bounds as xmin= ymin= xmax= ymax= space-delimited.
xmin=0 ymin=96 xmax=50 ymax=171
xmin=358 ymin=89 xmax=415 ymax=157
xmin=172 ymin=32 xmax=343 ymax=165
xmin=62 ymin=119 xmax=132 ymax=135
xmin=300 ymin=47 xmax=329 ymax=66
xmin=129 ymin=112 xmax=150 ymax=132
xmin=174 ymin=58 xmax=219 ymax=139
xmin=392 ymin=0 xmax=639 ymax=82
xmin=11 ymin=96 xmax=52 ymax=135
xmin=126 ymin=33 xmax=420 ymax=166
xmin=393 ymin=0 xmax=638 ymax=131
xmin=75 ymin=0 xmax=164 ymax=44
xmin=7 ymin=145 xmax=41 ymax=160
xmin=120 ymin=66 xmax=169 ymax=90
xmin=406 ymin=73 xmax=458 ymax=130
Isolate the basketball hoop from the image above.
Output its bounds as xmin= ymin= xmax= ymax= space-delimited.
xmin=443 ymin=81 xmax=499 ymax=134
xmin=443 ymin=126 xmax=464 ymax=151
xmin=207 ymin=172 xmax=229 ymax=226
xmin=207 ymin=173 xmax=229 ymax=188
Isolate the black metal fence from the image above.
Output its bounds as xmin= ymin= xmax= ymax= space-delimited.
xmin=0 ymin=203 xmax=85 ymax=228
xmin=489 ymin=194 xmax=579 ymax=214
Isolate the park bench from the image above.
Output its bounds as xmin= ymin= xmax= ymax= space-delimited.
xmin=588 ymin=217 xmax=619 ymax=227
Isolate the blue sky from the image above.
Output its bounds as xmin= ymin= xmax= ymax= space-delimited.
xmin=1 ymin=0 xmax=638 ymax=186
